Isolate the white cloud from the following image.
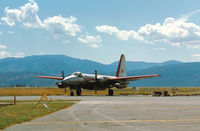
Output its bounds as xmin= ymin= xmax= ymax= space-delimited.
xmin=0 ymin=45 xmax=7 ymax=49
xmin=14 ymin=52 xmax=25 ymax=58
xmin=154 ymin=48 xmax=166 ymax=50
xmin=96 ymin=15 xmax=200 ymax=48
xmin=1 ymin=0 xmax=81 ymax=37
xmin=8 ymin=30 xmax=14 ymax=34
xmin=137 ymin=17 xmax=200 ymax=47
xmin=46 ymin=36 xmax=50 ymax=40
xmin=192 ymin=54 xmax=200 ymax=57
xmin=0 ymin=32 xmax=2 ymax=35
xmin=181 ymin=9 xmax=200 ymax=20
xmin=96 ymin=25 xmax=143 ymax=41
xmin=78 ymin=34 xmax=102 ymax=48
xmin=0 ymin=52 xmax=25 ymax=59
xmin=186 ymin=44 xmax=200 ymax=49
xmin=43 ymin=15 xmax=81 ymax=37
xmin=62 ymin=40 xmax=70 ymax=44
xmin=0 ymin=51 xmax=10 ymax=58
xmin=1 ymin=0 xmax=42 ymax=28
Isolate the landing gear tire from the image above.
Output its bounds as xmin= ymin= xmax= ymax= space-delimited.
xmin=108 ymin=89 xmax=113 ymax=96
xmin=76 ymin=88 xmax=82 ymax=96
xmin=70 ymin=91 xmax=74 ymax=96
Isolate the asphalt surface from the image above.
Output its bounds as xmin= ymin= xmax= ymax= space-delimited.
xmin=2 ymin=96 xmax=200 ymax=131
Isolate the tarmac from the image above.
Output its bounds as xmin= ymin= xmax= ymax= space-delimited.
xmin=2 ymin=95 xmax=200 ymax=131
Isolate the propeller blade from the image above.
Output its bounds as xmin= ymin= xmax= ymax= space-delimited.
xmin=95 ymin=70 xmax=97 ymax=82
xmin=61 ymin=71 xmax=64 ymax=79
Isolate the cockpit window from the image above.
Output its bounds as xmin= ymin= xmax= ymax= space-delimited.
xmin=73 ymin=72 xmax=82 ymax=77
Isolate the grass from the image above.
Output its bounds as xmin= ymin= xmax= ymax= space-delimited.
xmin=1 ymin=87 xmax=200 ymax=96
xmin=0 ymin=88 xmax=66 ymax=96
xmin=0 ymin=99 xmax=80 ymax=103
xmin=138 ymin=87 xmax=200 ymax=96
xmin=0 ymin=101 xmax=75 ymax=129
xmin=0 ymin=87 xmax=138 ymax=96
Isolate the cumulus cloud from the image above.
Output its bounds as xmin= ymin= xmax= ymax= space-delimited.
xmin=186 ymin=44 xmax=200 ymax=49
xmin=96 ymin=25 xmax=143 ymax=41
xmin=0 ymin=45 xmax=7 ymax=49
xmin=8 ymin=30 xmax=14 ymax=34
xmin=0 ymin=32 xmax=2 ymax=35
xmin=78 ymin=34 xmax=102 ymax=48
xmin=1 ymin=0 xmax=42 ymax=28
xmin=137 ymin=17 xmax=200 ymax=47
xmin=0 ymin=44 xmax=24 ymax=58
xmin=154 ymin=48 xmax=166 ymax=50
xmin=62 ymin=40 xmax=70 ymax=44
xmin=14 ymin=52 xmax=25 ymax=58
xmin=43 ymin=15 xmax=81 ymax=37
xmin=0 ymin=51 xmax=25 ymax=59
xmin=96 ymin=13 xmax=200 ymax=48
xmin=0 ymin=51 xmax=10 ymax=58
xmin=192 ymin=54 xmax=200 ymax=56
xmin=1 ymin=0 xmax=81 ymax=37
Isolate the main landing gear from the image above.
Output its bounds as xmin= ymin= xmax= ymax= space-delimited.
xmin=76 ymin=88 xmax=82 ymax=96
xmin=70 ymin=88 xmax=82 ymax=96
xmin=108 ymin=89 xmax=113 ymax=96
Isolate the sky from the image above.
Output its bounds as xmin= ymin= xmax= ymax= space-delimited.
xmin=1 ymin=0 xmax=200 ymax=64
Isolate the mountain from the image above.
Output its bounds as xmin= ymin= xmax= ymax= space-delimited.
xmin=128 ymin=62 xmax=200 ymax=87
xmin=0 ymin=55 xmax=182 ymax=75
xmin=0 ymin=55 xmax=198 ymax=87
xmin=0 ymin=55 xmax=111 ymax=75
xmin=109 ymin=60 xmax=182 ymax=71
xmin=0 ymin=71 xmax=57 ymax=87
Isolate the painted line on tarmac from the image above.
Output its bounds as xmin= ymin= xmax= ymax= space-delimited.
xmin=25 ymin=119 xmax=200 ymax=125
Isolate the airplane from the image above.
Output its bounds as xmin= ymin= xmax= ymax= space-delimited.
xmin=36 ymin=54 xmax=160 ymax=96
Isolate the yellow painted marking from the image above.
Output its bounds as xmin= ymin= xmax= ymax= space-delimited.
xmin=25 ymin=119 xmax=200 ymax=125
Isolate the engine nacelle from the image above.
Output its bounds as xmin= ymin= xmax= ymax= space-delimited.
xmin=56 ymin=82 xmax=64 ymax=88
xmin=115 ymin=82 xmax=129 ymax=89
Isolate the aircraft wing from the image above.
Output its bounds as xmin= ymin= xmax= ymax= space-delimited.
xmin=111 ymin=74 xmax=160 ymax=81
xmin=36 ymin=76 xmax=63 ymax=80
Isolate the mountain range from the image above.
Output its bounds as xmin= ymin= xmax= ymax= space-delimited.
xmin=0 ymin=55 xmax=199 ymax=87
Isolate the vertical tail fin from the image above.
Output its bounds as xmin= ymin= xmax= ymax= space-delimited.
xmin=116 ymin=54 xmax=127 ymax=77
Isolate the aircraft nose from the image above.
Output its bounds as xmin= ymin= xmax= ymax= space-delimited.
xmin=63 ymin=76 xmax=73 ymax=83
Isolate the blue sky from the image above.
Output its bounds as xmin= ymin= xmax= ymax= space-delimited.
xmin=1 ymin=0 xmax=200 ymax=64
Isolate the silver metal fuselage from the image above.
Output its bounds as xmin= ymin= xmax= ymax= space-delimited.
xmin=58 ymin=72 xmax=128 ymax=90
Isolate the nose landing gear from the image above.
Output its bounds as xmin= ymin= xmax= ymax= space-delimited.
xmin=108 ymin=89 xmax=113 ymax=96
xmin=70 ymin=90 xmax=74 ymax=96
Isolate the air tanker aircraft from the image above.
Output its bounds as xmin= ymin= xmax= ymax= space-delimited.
xmin=36 ymin=54 xmax=160 ymax=96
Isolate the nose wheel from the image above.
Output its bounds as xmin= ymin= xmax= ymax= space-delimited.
xmin=108 ymin=89 xmax=113 ymax=96
xmin=70 ymin=91 xmax=74 ymax=96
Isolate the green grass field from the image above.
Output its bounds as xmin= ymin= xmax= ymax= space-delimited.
xmin=0 ymin=100 xmax=75 ymax=129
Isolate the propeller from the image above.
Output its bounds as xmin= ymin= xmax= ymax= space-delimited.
xmin=61 ymin=71 xmax=65 ymax=79
xmin=95 ymin=70 xmax=98 ymax=82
